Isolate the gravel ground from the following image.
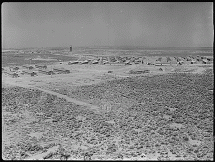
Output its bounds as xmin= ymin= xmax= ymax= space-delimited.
xmin=2 ymin=69 xmax=214 ymax=160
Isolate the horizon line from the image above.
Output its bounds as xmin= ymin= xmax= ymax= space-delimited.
xmin=2 ymin=46 xmax=213 ymax=50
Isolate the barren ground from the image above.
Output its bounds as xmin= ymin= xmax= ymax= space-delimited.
xmin=2 ymin=60 xmax=214 ymax=160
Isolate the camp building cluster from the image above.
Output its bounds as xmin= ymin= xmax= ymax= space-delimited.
xmin=2 ymin=64 xmax=70 ymax=78
xmin=2 ymin=55 xmax=213 ymax=78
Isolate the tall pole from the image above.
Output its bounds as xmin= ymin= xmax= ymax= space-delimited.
xmin=70 ymin=45 xmax=72 ymax=55
xmin=51 ymin=65 xmax=53 ymax=78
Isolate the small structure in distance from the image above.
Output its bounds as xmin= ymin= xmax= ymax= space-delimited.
xmin=38 ymin=69 xmax=55 ymax=75
xmin=92 ymin=60 xmax=99 ymax=64
xmin=68 ymin=61 xmax=79 ymax=64
xmin=53 ymin=67 xmax=70 ymax=74
xmin=5 ymin=71 xmax=19 ymax=78
xmin=35 ymin=64 xmax=47 ymax=69
xmin=69 ymin=45 xmax=73 ymax=55
xmin=23 ymin=65 xmax=34 ymax=70
xmin=22 ymin=70 xmax=37 ymax=76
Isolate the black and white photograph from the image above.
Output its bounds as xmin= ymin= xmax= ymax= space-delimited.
xmin=2 ymin=2 xmax=214 ymax=160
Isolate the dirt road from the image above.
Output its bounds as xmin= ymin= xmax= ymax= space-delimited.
xmin=2 ymin=79 xmax=101 ymax=114
xmin=36 ymin=87 xmax=101 ymax=113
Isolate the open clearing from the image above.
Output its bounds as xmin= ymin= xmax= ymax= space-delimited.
xmin=2 ymin=47 xmax=214 ymax=160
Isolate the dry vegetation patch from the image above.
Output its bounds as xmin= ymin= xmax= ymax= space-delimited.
xmin=2 ymin=69 xmax=214 ymax=160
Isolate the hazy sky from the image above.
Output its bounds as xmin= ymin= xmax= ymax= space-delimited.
xmin=2 ymin=2 xmax=213 ymax=48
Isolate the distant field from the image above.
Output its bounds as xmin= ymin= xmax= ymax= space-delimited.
xmin=2 ymin=53 xmax=78 ymax=67
xmin=2 ymin=47 xmax=213 ymax=67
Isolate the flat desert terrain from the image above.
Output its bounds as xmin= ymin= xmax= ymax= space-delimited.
xmin=2 ymin=47 xmax=214 ymax=160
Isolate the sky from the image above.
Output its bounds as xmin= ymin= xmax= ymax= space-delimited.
xmin=2 ymin=2 xmax=213 ymax=49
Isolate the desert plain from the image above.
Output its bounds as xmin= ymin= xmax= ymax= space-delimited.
xmin=2 ymin=47 xmax=214 ymax=160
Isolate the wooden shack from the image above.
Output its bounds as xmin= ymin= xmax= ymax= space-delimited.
xmin=155 ymin=61 xmax=163 ymax=66
xmin=186 ymin=57 xmax=192 ymax=61
xmin=53 ymin=67 xmax=70 ymax=74
xmin=68 ymin=61 xmax=79 ymax=64
xmin=38 ymin=69 xmax=54 ymax=75
xmin=5 ymin=71 xmax=19 ymax=78
xmin=191 ymin=60 xmax=197 ymax=64
xmin=35 ymin=65 xmax=47 ymax=69
xmin=202 ymin=59 xmax=209 ymax=64
xmin=13 ymin=67 xmax=19 ymax=71
xmin=31 ymin=72 xmax=37 ymax=76
xmin=23 ymin=65 xmax=34 ymax=70
xmin=201 ymin=56 xmax=207 ymax=59
xmin=178 ymin=61 xmax=184 ymax=65
xmin=196 ymin=58 xmax=202 ymax=61
xmin=206 ymin=57 xmax=213 ymax=61
xmin=125 ymin=60 xmax=132 ymax=65
xmin=155 ymin=61 xmax=170 ymax=66
xmin=23 ymin=70 xmax=37 ymax=76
